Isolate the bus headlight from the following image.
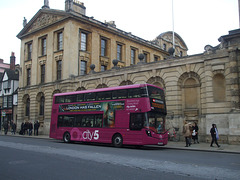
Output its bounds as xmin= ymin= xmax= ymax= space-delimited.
xmin=146 ymin=130 xmax=152 ymax=137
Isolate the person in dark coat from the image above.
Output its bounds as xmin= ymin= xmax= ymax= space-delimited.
xmin=3 ymin=121 xmax=9 ymax=135
xmin=192 ymin=122 xmax=199 ymax=144
xmin=20 ymin=122 xmax=24 ymax=135
xmin=210 ymin=124 xmax=220 ymax=147
xmin=24 ymin=122 xmax=28 ymax=135
xmin=11 ymin=121 xmax=16 ymax=135
xmin=29 ymin=122 xmax=33 ymax=136
xmin=34 ymin=121 xmax=40 ymax=136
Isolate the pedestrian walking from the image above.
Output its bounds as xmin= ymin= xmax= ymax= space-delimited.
xmin=210 ymin=124 xmax=220 ymax=147
xmin=11 ymin=121 xmax=16 ymax=135
xmin=192 ymin=122 xmax=199 ymax=144
xmin=3 ymin=121 xmax=9 ymax=135
xmin=182 ymin=121 xmax=191 ymax=147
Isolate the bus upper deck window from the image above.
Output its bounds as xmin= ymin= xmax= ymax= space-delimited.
xmin=97 ymin=91 xmax=112 ymax=101
xmin=128 ymin=88 xmax=141 ymax=98
xmin=76 ymin=94 xmax=84 ymax=102
xmin=65 ymin=95 xmax=76 ymax=103
xmin=112 ymin=90 xmax=128 ymax=99
xmin=84 ymin=93 xmax=96 ymax=101
xmin=55 ymin=96 xmax=64 ymax=104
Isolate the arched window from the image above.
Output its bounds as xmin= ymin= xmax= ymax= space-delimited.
xmin=213 ymin=74 xmax=226 ymax=102
xmin=40 ymin=96 xmax=45 ymax=115
xmin=26 ymin=98 xmax=30 ymax=116
xmin=184 ymin=78 xmax=198 ymax=109
xmin=120 ymin=81 xmax=133 ymax=86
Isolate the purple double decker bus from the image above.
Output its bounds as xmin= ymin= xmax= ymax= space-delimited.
xmin=50 ymin=84 xmax=168 ymax=147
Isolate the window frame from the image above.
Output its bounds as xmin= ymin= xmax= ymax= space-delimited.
xmin=27 ymin=43 xmax=32 ymax=60
xmin=41 ymin=38 xmax=47 ymax=56
xmin=117 ymin=44 xmax=122 ymax=61
xmin=101 ymin=38 xmax=107 ymax=56
xmin=40 ymin=64 xmax=45 ymax=83
xmin=3 ymin=96 xmax=8 ymax=108
xmin=27 ymin=68 xmax=31 ymax=86
xmin=57 ymin=60 xmax=62 ymax=80
xmin=26 ymin=98 xmax=30 ymax=117
xmin=130 ymin=48 xmax=136 ymax=65
xmin=154 ymin=55 xmax=160 ymax=62
xmin=57 ymin=31 xmax=63 ymax=51
xmin=40 ymin=96 xmax=45 ymax=115
xmin=143 ymin=52 xmax=148 ymax=62
xmin=80 ymin=32 xmax=87 ymax=51
xmin=101 ymin=65 xmax=107 ymax=72
xmin=80 ymin=60 xmax=87 ymax=75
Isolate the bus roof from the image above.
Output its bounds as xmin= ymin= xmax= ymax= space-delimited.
xmin=54 ymin=84 xmax=163 ymax=97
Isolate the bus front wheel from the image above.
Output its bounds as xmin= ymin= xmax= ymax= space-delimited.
xmin=112 ymin=134 xmax=123 ymax=148
xmin=63 ymin=132 xmax=71 ymax=143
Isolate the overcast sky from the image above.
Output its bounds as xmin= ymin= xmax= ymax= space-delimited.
xmin=0 ymin=0 xmax=238 ymax=64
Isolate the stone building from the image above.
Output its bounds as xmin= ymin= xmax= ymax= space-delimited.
xmin=16 ymin=1 xmax=240 ymax=144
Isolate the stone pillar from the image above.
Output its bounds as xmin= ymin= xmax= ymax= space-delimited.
xmin=229 ymin=50 xmax=240 ymax=110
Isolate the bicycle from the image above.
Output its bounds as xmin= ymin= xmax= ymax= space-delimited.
xmin=168 ymin=127 xmax=180 ymax=141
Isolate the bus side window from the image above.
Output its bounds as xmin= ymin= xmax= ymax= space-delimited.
xmin=94 ymin=114 xmax=103 ymax=128
xmin=96 ymin=91 xmax=112 ymax=101
xmin=81 ymin=116 xmax=87 ymax=127
xmin=112 ymin=90 xmax=128 ymax=99
xmin=65 ymin=95 xmax=76 ymax=103
xmin=129 ymin=113 xmax=144 ymax=130
xmin=63 ymin=116 xmax=74 ymax=127
xmin=84 ymin=93 xmax=96 ymax=101
xmin=76 ymin=94 xmax=84 ymax=102
xmin=57 ymin=116 xmax=63 ymax=127
xmin=55 ymin=96 xmax=65 ymax=104
xmin=75 ymin=115 xmax=82 ymax=127
xmin=128 ymin=88 xmax=141 ymax=98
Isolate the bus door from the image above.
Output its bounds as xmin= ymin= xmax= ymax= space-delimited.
xmin=127 ymin=113 xmax=145 ymax=144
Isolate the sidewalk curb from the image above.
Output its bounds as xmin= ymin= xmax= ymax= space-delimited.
xmin=1 ymin=134 xmax=239 ymax=154
xmin=160 ymin=146 xmax=240 ymax=154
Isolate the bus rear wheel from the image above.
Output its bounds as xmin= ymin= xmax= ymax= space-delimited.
xmin=112 ymin=134 xmax=123 ymax=148
xmin=63 ymin=132 xmax=71 ymax=143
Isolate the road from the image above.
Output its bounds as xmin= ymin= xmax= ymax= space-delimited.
xmin=0 ymin=135 xmax=239 ymax=180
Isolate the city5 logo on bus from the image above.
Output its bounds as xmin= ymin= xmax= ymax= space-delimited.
xmin=82 ymin=130 xmax=99 ymax=141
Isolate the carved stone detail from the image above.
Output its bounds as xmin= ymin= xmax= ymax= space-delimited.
xmin=100 ymin=56 xmax=109 ymax=66
xmin=55 ymin=55 xmax=63 ymax=61
xmin=29 ymin=14 xmax=61 ymax=32
xmin=25 ymin=63 xmax=32 ymax=69
xmin=39 ymin=60 xmax=46 ymax=65
xmin=80 ymin=51 xmax=90 ymax=62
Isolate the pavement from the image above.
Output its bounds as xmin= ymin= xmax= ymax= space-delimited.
xmin=1 ymin=132 xmax=240 ymax=154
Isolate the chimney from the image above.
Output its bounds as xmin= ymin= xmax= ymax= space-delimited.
xmin=10 ymin=52 xmax=16 ymax=70
xmin=65 ymin=0 xmax=86 ymax=15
